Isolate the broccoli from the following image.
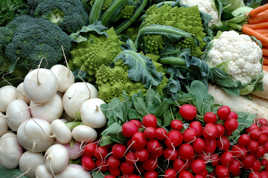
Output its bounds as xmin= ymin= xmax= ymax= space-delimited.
xmin=0 ymin=15 xmax=71 ymax=71
xmin=34 ymin=0 xmax=88 ymax=33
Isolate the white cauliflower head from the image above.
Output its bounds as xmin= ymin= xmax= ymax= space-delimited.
xmin=180 ymin=0 xmax=220 ymax=26
xmin=207 ymin=30 xmax=263 ymax=85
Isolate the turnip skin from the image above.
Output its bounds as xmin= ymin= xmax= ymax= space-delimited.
xmin=55 ymin=164 xmax=92 ymax=178
xmin=35 ymin=164 xmax=53 ymax=178
xmin=0 ymin=132 xmax=23 ymax=169
xmin=19 ymin=151 xmax=44 ymax=178
xmin=24 ymin=68 xmax=57 ymax=104
xmin=63 ymin=82 xmax=98 ymax=119
xmin=51 ymin=119 xmax=72 ymax=144
xmin=63 ymin=142 xmax=83 ymax=160
xmin=50 ymin=65 xmax=75 ymax=93
xmin=45 ymin=144 xmax=69 ymax=174
xmin=6 ymin=99 xmax=31 ymax=131
xmin=17 ymin=83 xmax=30 ymax=104
xmin=0 ymin=85 xmax=17 ymax=112
xmin=81 ymin=98 xmax=106 ymax=128
xmin=17 ymin=118 xmax=54 ymax=152
xmin=72 ymin=125 xmax=97 ymax=143
xmin=0 ymin=114 xmax=8 ymax=136
xmin=30 ymin=94 xmax=63 ymax=123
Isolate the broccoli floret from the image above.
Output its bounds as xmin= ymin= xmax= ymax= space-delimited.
xmin=2 ymin=15 xmax=71 ymax=70
xmin=34 ymin=0 xmax=88 ymax=33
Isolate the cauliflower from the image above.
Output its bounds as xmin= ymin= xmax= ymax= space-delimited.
xmin=207 ymin=31 xmax=263 ymax=85
xmin=180 ymin=0 xmax=220 ymax=26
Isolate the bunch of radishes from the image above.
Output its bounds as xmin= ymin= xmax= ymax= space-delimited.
xmin=81 ymin=104 xmax=268 ymax=177
xmin=0 ymin=65 xmax=107 ymax=178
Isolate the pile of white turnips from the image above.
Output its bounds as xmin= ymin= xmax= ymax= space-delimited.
xmin=0 ymin=64 xmax=107 ymax=178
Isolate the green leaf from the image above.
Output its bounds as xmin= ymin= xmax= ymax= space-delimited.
xmin=101 ymin=123 xmax=122 ymax=136
xmin=92 ymin=171 xmax=105 ymax=178
xmin=0 ymin=166 xmax=27 ymax=178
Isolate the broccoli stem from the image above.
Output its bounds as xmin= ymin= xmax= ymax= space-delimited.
xmin=159 ymin=56 xmax=186 ymax=66
xmin=101 ymin=0 xmax=126 ymax=26
xmin=89 ymin=0 xmax=104 ymax=24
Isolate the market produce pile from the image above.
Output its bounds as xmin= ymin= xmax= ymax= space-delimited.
xmin=1 ymin=0 xmax=268 ymax=177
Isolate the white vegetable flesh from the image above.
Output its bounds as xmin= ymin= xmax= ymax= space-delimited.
xmin=0 ymin=114 xmax=8 ymax=136
xmin=253 ymin=71 xmax=268 ymax=100
xmin=17 ymin=118 xmax=54 ymax=152
xmin=81 ymin=98 xmax=106 ymax=128
xmin=64 ymin=142 xmax=83 ymax=160
xmin=0 ymin=132 xmax=23 ymax=169
xmin=30 ymin=94 xmax=63 ymax=123
xmin=6 ymin=99 xmax=30 ymax=131
xmin=45 ymin=144 xmax=69 ymax=174
xmin=0 ymin=85 xmax=17 ymax=112
xmin=17 ymin=83 xmax=30 ymax=104
xmin=19 ymin=151 xmax=44 ymax=178
xmin=35 ymin=165 xmax=53 ymax=178
xmin=251 ymin=96 xmax=268 ymax=108
xmin=51 ymin=119 xmax=72 ymax=144
xmin=72 ymin=125 xmax=97 ymax=143
xmin=23 ymin=68 xmax=57 ymax=104
xmin=50 ymin=64 xmax=75 ymax=93
xmin=55 ymin=164 xmax=92 ymax=178
xmin=63 ymin=82 xmax=98 ymax=119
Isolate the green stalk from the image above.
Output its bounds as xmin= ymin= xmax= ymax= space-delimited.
xmin=89 ymin=0 xmax=104 ymax=24
xmin=65 ymin=121 xmax=81 ymax=130
xmin=101 ymin=0 xmax=126 ymax=26
xmin=159 ymin=56 xmax=186 ymax=66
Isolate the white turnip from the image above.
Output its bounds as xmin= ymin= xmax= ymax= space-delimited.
xmin=253 ymin=71 xmax=268 ymax=100
xmin=50 ymin=64 xmax=75 ymax=93
xmin=81 ymin=98 xmax=106 ymax=128
xmin=24 ymin=68 xmax=57 ymax=104
xmin=63 ymin=82 xmax=97 ymax=119
xmin=0 ymin=113 xmax=8 ymax=136
xmin=55 ymin=164 xmax=92 ymax=178
xmin=19 ymin=151 xmax=44 ymax=178
xmin=6 ymin=99 xmax=30 ymax=131
xmin=0 ymin=132 xmax=23 ymax=169
xmin=30 ymin=94 xmax=63 ymax=123
xmin=0 ymin=85 xmax=17 ymax=112
xmin=72 ymin=125 xmax=97 ymax=143
xmin=17 ymin=118 xmax=54 ymax=152
xmin=45 ymin=144 xmax=69 ymax=174
xmin=35 ymin=164 xmax=53 ymax=178
xmin=17 ymin=83 xmax=30 ymax=104
xmin=51 ymin=119 xmax=72 ymax=144
xmin=64 ymin=142 xmax=83 ymax=160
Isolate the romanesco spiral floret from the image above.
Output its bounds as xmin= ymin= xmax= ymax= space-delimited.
xmin=143 ymin=35 xmax=164 ymax=55
xmin=120 ymin=5 xmax=136 ymax=19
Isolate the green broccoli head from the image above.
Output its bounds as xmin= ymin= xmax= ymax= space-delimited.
xmin=34 ymin=0 xmax=88 ymax=33
xmin=3 ymin=15 xmax=71 ymax=70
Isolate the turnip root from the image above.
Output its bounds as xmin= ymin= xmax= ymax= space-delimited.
xmin=0 ymin=85 xmax=17 ymax=112
xmin=208 ymin=84 xmax=268 ymax=119
xmin=0 ymin=132 xmax=23 ymax=169
xmin=24 ymin=68 xmax=57 ymax=104
xmin=64 ymin=142 xmax=83 ymax=160
xmin=45 ymin=144 xmax=69 ymax=174
xmin=251 ymin=96 xmax=268 ymax=108
xmin=6 ymin=99 xmax=30 ymax=131
xmin=17 ymin=83 xmax=30 ymax=104
xmin=35 ymin=165 xmax=53 ymax=178
xmin=50 ymin=65 xmax=74 ymax=93
xmin=72 ymin=125 xmax=97 ymax=143
xmin=0 ymin=114 xmax=8 ymax=136
xmin=17 ymin=118 xmax=54 ymax=152
xmin=81 ymin=98 xmax=106 ymax=128
xmin=63 ymin=82 xmax=98 ymax=119
xmin=19 ymin=151 xmax=44 ymax=178
xmin=51 ymin=119 xmax=72 ymax=144
xmin=253 ymin=71 xmax=268 ymax=100
xmin=30 ymin=94 xmax=63 ymax=123
xmin=55 ymin=164 xmax=92 ymax=178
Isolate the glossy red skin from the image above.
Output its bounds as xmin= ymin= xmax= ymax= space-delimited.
xmin=258 ymin=134 xmax=268 ymax=145
xmin=107 ymin=156 xmax=120 ymax=168
xmin=144 ymin=127 xmax=156 ymax=139
xmin=252 ymin=160 xmax=261 ymax=172
xmin=94 ymin=146 xmax=108 ymax=160
xmin=109 ymin=168 xmax=120 ymax=176
xmin=171 ymin=120 xmax=183 ymax=130
xmin=122 ymin=122 xmax=138 ymax=137
xmin=189 ymin=121 xmax=203 ymax=136
xmin=179 ymin=171 xmax=194 ymax=178
xmin=257 ymin=146 xmax=265 ymax=158
xmin=120 ymin=162 xmax=135 ymax=174
xmin=217 ymin=106 xmax=231 ymax=120
xmin=165 ymin=169 xmax=177 ymax=178
xmin=173 ymin=158 xmax=186 ymax=172
xmin=217 ymin=136 xmax=230 ymax=151
xmin=249 ymin=172 xmax=262 ymax=178
xmin=243 ymin=154 xmax=256 ymax=169
xmin=132 ymin=132 xmax=146 ymax=150
xmin=179 ymin=104 xmax=197 ymax=121
xmin=205 ymin=139 xmax=217 ymax=153
xmin=155 ymin=128 xmax=167 ymax=140
xmin=135 ymin=149 xmax=149 ymax=162
xmin=248 ymin=140 xmax=259 ymax=152
xmin=250 ymin=128 xmax=262 ymax=140
xmin=144 ymin=171 xmax=158 ymax=178
xmin=130 ymin=120 xmax=142 ymax=128
xmin=96 ymin=159 xmax=108 ymax=172
xmin=227 ymin=111 xmax=238 ymax=120
xmin=203 ymin=123 xmax=218 ymax=139
xmin=126 ymin=152 xmax=137 ymax=163
xmin=231 ymin=145 xmax=247 ymax=158
xmin=193 ymin=138 xmax=205 ymax=153
xmin=179 ymin=144 xmax=195 ymax=160
xmin=224 ymin=118 xmax=238 ymax=132
xmin=216 ymin=124 xmax=225 ymax=137
xmin=220 ymin=151 xmax=233 ymax=167
xmin=142 ymin=114 xmax=158 ymax=128
xmin=238 ymin=134 xmax=251 ymax=146
xmin=112 ymin=144 xmax=126 ymax=159
xmin=191 ymin=159 xmax=206 ymax=174
xmin=81 ymin=156 xmax=95 ymax=171
xmin=183 ymin=128 xmax=197 ymax=143
xmin=83 ymin=143 xmax=97 ymax=157
xmin=204 ymin=112 xmax=217 ymax=123
xmin=165 ymin=130 xmax=183 ymax=148
xmin=229 ymin=159 xmax=241 ymax=176
xmin=104 ymin=175 xmax=116 ymax=178
xmin=143 ymin=159 xmax=158 ymax=171
xmin=215 ymin=165 xmax=229 ymax=177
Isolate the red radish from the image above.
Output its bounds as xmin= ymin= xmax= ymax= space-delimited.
xmin=109 ymin=168 xmax=120 ymax=176
xmin=257 ymin=146 xmax=265 ymax=157
xmin=179 ymin=170 xmax=194 ymax=178
xmin=122 ymin=122 xmax=138 ymax=137
xmin=94 ymin=146 xmax=108 ymax=160
xmin=260 ymin=171 xmax=268 ymax=178
xmin=83 ymin=143 xmax=97 ymax=157
xmin=191 ymin=159 xmax=206 ymax=174
xmin=112 ymin=144 xmax=126 ymax=159
xmin=179 ymin=144 xmax=194 ymax=160
xmin=104 ymin=175 xmax=115 ymax=178
xmin=265 ymin=142 xmax=268 ymax=152
xmin=243 ymin=154 xmax=256 ymax=168
xmin=142 ymin=114 xmax=157 ymax=128
xmin=215 ymin=165 xmax=229 ymax=177
xmin=220 ymin=151 xmax=233 ymax=167
xmin=189 ymin=121 xmax=203 ymax=136
xmin=261 ymin=126 xmax=268 ymax=136
xmin=144 ymin=127 xmax=156 ymax=139
xmin=155 ymin=128 xmax=167 ymax=140
xmin=217 ymin=136 xmax=230 ymax=151
xmin=256 ymin=118 xmax=268 ymax=127
xmin=126 ymin=152 xmax=137 ymax=163
xmin=217 ymin=106 xmax=231 ymax=120
xmin=247 ymin=124 xmax=258 ymax=133
xmin=179 ymin=104 xmax=197 ymax=121
xmin=211 ymin=154 xmax=219 ymax=166
xmin=144 ymin=171 xmax=158 ymax=178
xmin=183 ymin=128 xmax=196 ymax=143
xmin=253 ymin=160 xmax=261 ymax=172
xmin=205 ymin=139 xmax=217 ymax=153
xmin=165 ymin=130 xmax=183 ymax=148
xmin=249 ymin=172 xmax=261 ymax=178
xmin=147 ymin=140 xmax=161 ymax=154
xmin=132 ymin=132 xmax=147 ymax=150
xmin=250 ymin=128 xmax=262 ymax=140
xmin=135 ymin=149 xmax=149 ymax=162
xmin=204 ymin=112 xmax=217 ymax=123
xmin=248 ymin=140 xmax=259 ymax=152
xmin=203 ymin=123 xmax=218 ymax=139
xmin=231 ymin=145 xmax=247 ymax=158
xmin=165 ymin=169 xmax=176 ymax=178
xmin=238 ymin=134 xmax=251 ymax=146
xmin=227 ymin=111 xmax=238 ymax=120
xmin=262 ymin=159 xmax=268 ymax=169
xmin=193 ymin=138 xmax=205 ymax=153
xmin=81 ymin=156 xmax=95 ymax=171
xmin=143 ymin=159 xmax=157 ymax=171
xmin=171 ymin=120 xmax=183 ymax=130
xmin=96 ymin=159 xmax=108 ymax=172
xmin=107 ymin=156 xmax=120 ymax=168
xmin=258 ymin=134 xmax=268 ymax=144
xmin=224 ymin=118 xmax=238 ymax=132
xmin=163 ymin=149 xmax=178 ymax=161
xmin=229 ymin=159 xmax=241 ymax=176
xmin=128 ymin=175 xmax=141 ymax=178
xmin=120 ymin=162 xmax=134 ymax=174
xmin=216 ymin=124 xmax=225 ymax=137
xmin=173 ymin=158 xmax=186 ymax=171
xmin=195 ymin=175 xmax=204 ymax=178
xmin=131 ymin=120 xmax=142 ymax=128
